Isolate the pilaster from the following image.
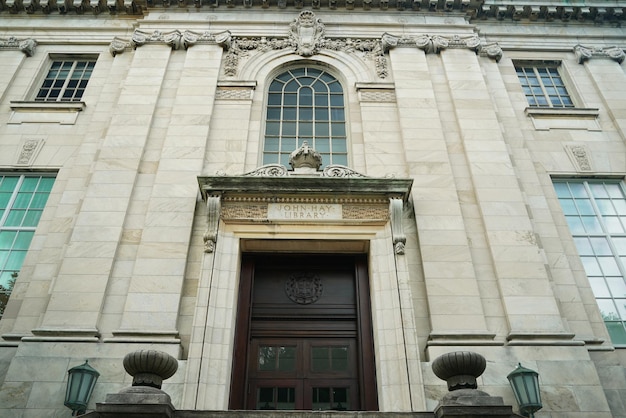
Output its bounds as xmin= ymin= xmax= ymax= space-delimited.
xmin=0 ymin=39 xmax=32 ymax=101
xmin=112 ymin=42 xmax=223 ymax=342
xmin=31 ymin=43 xmax=172 ymax=340
xmin=439 ymin=47 xmax=572 ymax=345
xmin=388 ymin=45 xmax=493 ymax=345
xmin=576 ymin=45 xmax=626 ymax=144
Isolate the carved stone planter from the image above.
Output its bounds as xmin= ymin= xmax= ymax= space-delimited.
xmin=432 ymin=351 xmax=487 ymax=391
xmin=123 ymin=350 xmax=178 ymax=389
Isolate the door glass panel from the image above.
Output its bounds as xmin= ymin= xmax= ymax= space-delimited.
xmin=311 ymin=346 xmax=349 ymax=372
xmin=312 ymin=387 xmax=349 ymax=411
xmin=257 ymin=387 xmax=296 ymax=410
xmin=258 ymin=345 xmax=296 ymax=372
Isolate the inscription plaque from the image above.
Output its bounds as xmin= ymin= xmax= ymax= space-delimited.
xmin=268 ymin=203 xmax=342 ymax=221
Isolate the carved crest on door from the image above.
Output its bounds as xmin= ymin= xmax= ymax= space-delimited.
xmin=285 ymin=272 xmax=323 ymax=304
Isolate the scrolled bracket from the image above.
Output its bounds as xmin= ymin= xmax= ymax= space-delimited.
xmin=204 ymin=194 xmax=221 ymax=253
xmin=390 ymin=197 xmax=406 ymax=255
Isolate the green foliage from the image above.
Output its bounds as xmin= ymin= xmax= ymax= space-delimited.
xmin=0 ymin=276 xmax=16 ymax=318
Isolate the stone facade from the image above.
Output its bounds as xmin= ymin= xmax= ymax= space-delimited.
xmin=0 ymin=2 xmax=625 ymax=417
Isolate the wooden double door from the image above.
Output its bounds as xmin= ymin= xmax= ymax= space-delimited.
xmin=229 ymin=254 xmax=378 ymax=411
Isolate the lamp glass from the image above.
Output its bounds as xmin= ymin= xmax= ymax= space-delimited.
xmin=507 ymin=363 xmax=542 ymax=417
xmin=64 ymin=360 xmax=100 ymax=414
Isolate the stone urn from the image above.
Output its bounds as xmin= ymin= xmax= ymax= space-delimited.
xmin=432 ymin=351 xmax=487 ymax=391
xmin=123 ymin=349 xmax=178 ymax=389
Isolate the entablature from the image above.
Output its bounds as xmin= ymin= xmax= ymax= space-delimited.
xmin=1 ymin=0 xmax=625 ymax=27
xmin=198 ymin=164 xmax=413 ymax=254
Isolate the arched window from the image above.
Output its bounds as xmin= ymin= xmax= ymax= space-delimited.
xmin=263 ymin=68 xmax=347 ymax=168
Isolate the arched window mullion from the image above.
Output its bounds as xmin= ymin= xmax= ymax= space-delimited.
xmin=263 ymin=67 xmax=347 ymax=168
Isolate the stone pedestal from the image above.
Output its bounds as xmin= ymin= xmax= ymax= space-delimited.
xmin=433 ymin=388 xmax=518 ymax=418
xmin=431 ymin=352 xmax=523 ymax=418
xmin=95 ymin=386 xmax=176 ymax=418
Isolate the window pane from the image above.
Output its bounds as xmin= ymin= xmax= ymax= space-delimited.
xmin=0 ymin=175 xmax=54 ymax=318
xmin=605 ymin=322 xmax=626 ymax=345
xmin=607 ymin=277 xmax=626 ymax=298
xmin=0 ymin=232 xmax=17 ymax=250
xmin=598 ymin=299 xmax=620 ymax=321
xmin=590 ymin=238 xmax=611 ymax=255
xmin=589 ymin=277 xmax=610 ymax=297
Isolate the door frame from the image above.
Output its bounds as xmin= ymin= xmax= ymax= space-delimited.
xmin=228 ymin=253 xmax=378 ymax=410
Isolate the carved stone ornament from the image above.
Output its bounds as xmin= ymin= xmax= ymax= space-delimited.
xmin=109 ymin=37 xmax=130 ymax=56
xmin=395 ymin=33 xmax=500 ymax=61
xmin=244 ymin=164 xmax=289 ymax=177
xmin=221 ymin=11 xmax=391 ymax=78
xmin=289 ymin=141 xmax=322 ymax=173
xmin=123 ymin=350 xmax=178 ymax=389
xmin=574 ymin=44 xmax=626 ymax=64
xmin=15 ymin=138 xmax=44 ymax=166
xmin=289 ymin=10 xmax=325 ymax=57
xmin=203 ymin=194 xmax=221 ymax=253
xmin=285 ymin=271 xmax=323 ymax=304
xmin=432 ymin=351 xmax=487 ymax=392
xmin=478 ymin=42 xmax=503 ymax=62
xmin=390 ymin=197 xmax=406 ymax=255
xmin=0 ymin=37 xmax=37 ymax=57
xmin=565 ymin=145 xmax=593 ymax=172
xmin=115 ymin=29 xmax=230 ymax=54
xmin=322 ymin=165 xmax=367 ymax=178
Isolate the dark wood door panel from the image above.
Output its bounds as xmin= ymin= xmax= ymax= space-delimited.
xmin=229 ymin=253 xmax=378 ymax=411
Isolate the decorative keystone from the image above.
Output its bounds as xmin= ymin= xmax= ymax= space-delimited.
xmin=432 ymin=351 xmax=487 ymax=391
xmin=123 ymin=350 xmax=178 ymax=389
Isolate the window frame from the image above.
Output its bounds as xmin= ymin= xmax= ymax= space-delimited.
xmin=29 ymin=54 xmax=98 ymax=103
xmin=261 ymin=66 xmax=349 ymax=169
xmin=514 ymin=60 xmax=576 ymax=109
xmin=553 ymin=178 xmax=626 ymax=346
xmin=0 ymin=173 xmax=56 ymax=319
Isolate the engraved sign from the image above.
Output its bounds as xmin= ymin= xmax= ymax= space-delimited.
xmin=268 ymin=203 xmax=342 ymax=221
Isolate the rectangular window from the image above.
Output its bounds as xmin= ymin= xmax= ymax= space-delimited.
xmin=35 ymin=58 xmax=96 ymax=102
xmin=516 ymin=62 xmax=574 ymax=108
xmin=553 ymin=179 xmax=626 ymax=345
xmin=0 ymin=174 xmax=55 ymax=318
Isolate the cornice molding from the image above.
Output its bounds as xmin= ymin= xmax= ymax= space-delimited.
xmin=2 ymin=0 xmax=626 ymax=26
